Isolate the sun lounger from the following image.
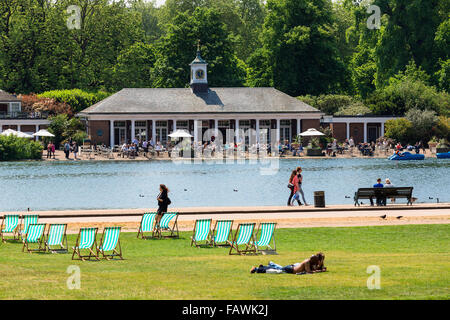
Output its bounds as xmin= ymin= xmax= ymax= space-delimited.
xmin=19 ymin=214 xmax=39 ymax=240
xmin=229 ymin=223 xmax=257 ymax=255
xmin=137 ymin=212 xmax=158 ymax=239
xmin=1 ymin=214 xmax=20 ymax=242
xmin=191 ymin=219 xmax=212 ymax=247
xmin=45 ymin=224 xmax=68 ymax=253
xmin=155 ymin=212 xmax=179 ymax=238
xmin=72 ymin=227 xmax=99 ymax=261
xmin=22 ymin=223 xmax=46 ymax=253
xmin=97 ymin=227 xmax=123 ymax=260
xmin=211 ymin=220 xmax=233 ymax=247
xmin=254 ymin=222 xmax=277 ymax=255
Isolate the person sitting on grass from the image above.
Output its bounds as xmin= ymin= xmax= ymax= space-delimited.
xmin=250 ymin=252 xmax=327 ymax=275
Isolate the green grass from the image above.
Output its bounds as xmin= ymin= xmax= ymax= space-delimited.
xmin=0 ymin=224 xmax=449 ymax=300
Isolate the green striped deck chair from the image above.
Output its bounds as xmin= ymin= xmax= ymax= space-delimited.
xmin=97 ymin=227 xmax=123 ymax=260
xmin=254 ymin=222 xmax=277 ymax=255
xmin=45 ymin=224 xmax=68 ymax=253
xmin=137 ymin=213 xmax=158 ymax=239
xmin=72 ymin=227 xmax=99 ymax=261
xmin=190 ymin=219 xmax=212 ymax=247
xmin=19 ymin=214 xmax=39 ymax=240
xmin=211 ymin=220 xmax=233 ymax=247
xmin=1 ymin=214 xmax=20 ymax=242
xmin=22 ymin=223 xmax=46 ymax=253
xmin=155 ymin=212 xmax=179 ymax=238
xmin=229 ymin=223 xmax=257 ymax=255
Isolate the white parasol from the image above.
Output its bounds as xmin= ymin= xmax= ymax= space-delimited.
xmin=168 ymin=129 xmax=193 ymax=138
xmin=299 ymin=128 xmax=325 ymax=137
xmin=32 ymin=129 xmax=55 ymax=137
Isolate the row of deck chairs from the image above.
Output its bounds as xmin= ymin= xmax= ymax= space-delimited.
xmin=137 ymin=212 xmax=179 ymax=239
xmin=191 ymin=220 xmax=277 ymax=255
xmin=0 ymin=214 xmax=123 ymax=261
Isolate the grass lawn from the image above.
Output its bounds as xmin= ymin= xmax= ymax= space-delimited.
xmin=0 ymin=224 xmax=449 ymax=300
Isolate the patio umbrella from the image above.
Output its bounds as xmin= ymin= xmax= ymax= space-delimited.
xmin=299 ymin=128 xmax=325 ymax=137
xmin=0 ymin=129 xmax=34 ymax=138
xmin=168 ymin=129 xmax=193 ymax=139
xmin=33 ymin=129 xmax=55 ymax=137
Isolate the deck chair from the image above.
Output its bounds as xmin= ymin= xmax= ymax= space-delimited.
xmin=45 ymin=224 xmax=68 ymax=253
xmin=155 ymin=212 xmax=179 ymax=238
xmin=137 ymin=212 xmax=157 ymax=239
xmin=254 ymin=222 xmax=277 ymax=255
xmin=22 ymin=223 xmax=46 ymax=253
xmin=211 ymin=220 xmax=233 ymax=247
xmin=191 ymin=219 xmax=212 ymax=247
xmin=19 ymin=214 xmax=39 ymax=240
xmin=97 ymin=227 xmax=123 ymax=260
xmin=1 ymin=214 xmax=20 ymax=242
xmin=72 ymin=227 xmax=99 ymax=261
xmin=229 ymin=223 xmax=257 ymax=255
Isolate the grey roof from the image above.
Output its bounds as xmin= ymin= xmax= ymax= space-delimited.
xmin=79 ymin=87 xmax=320 ymax=115
xmin=190 ymin=51 xmax=207 ymax=65
xmin=0 ymin=90 xmax=20 ymax=102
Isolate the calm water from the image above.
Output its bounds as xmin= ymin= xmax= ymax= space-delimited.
xmin=0 ymin=158 xmax=449 ymax=211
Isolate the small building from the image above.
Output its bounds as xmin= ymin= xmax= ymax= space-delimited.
xmin=0 ymin=90 xmax=50 ymax=135
xmin=78 ymin=50 xmax=324 ymax=147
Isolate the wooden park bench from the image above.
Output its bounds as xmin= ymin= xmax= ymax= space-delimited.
xmin=354 ymin=187 xmax=414 ymax=206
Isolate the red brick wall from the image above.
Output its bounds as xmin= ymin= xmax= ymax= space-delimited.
xmin=21 ymin=125 xmax=36 ymax=132
xmin=302 ymin=119 xmax=320 ymax=130
xmin=331 ymin=123 xmax=347 ymax=142
xmin=89 ymin=121 xmax=110 ymax=146
xmin=350 ymin=123 xmax=364 ymax=143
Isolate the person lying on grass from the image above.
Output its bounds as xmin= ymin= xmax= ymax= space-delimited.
xmin=250 ymin=252 xmax=327 ymax=275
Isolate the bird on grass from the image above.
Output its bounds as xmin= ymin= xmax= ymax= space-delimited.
xmin=396 ymin=216 xmax=403 ymax=219
xmin=380 ymin=215 xmax=387 ymax=219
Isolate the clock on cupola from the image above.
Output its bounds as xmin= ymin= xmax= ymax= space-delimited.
xmin=190 ymin=41 xmax=208 ymax=94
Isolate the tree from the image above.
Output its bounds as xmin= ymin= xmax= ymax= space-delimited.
xmin=151 ymin=7 xmax=246 ymax=88
xmin=384 ymin=118 xmax=413 ymax=143
xmin=405 ymin=108 xmax=438 ymax=143
xmin=249 ymin=0 xmax=347 ymax=96
xmin=48 ymin=114 xmax=86 ymax=148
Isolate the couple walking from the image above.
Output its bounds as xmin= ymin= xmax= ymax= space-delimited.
xmin=287 ymin=166 xmax=308 ymax=206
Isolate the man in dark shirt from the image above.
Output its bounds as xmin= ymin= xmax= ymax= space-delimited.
xmin=370 ymin=178 xmax=384 ymax=206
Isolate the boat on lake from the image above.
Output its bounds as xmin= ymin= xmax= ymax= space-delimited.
xmin=436 ymin=152 xmax=450 ymax=159
xmin=388 ymin=152 xmax=425 ymax=161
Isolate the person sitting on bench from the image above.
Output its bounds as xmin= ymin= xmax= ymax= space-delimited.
xmin=370 ymin=178 xmax=385 ymax=206
xmin=250 ymin=252 xmax=327 ymax=274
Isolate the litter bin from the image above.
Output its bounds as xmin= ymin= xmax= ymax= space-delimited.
xmin=314 ymin=191 xmax=326 ymax=208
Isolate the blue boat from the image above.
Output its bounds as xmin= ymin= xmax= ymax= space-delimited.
xmin=388 ymin=152 xmax=425 ymax=160
xmin=436 ymin=152 xmax=450 ymax=159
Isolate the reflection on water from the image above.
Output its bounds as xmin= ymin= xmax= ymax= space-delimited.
xmin=0 ymin=158 xmax=449 ymax=211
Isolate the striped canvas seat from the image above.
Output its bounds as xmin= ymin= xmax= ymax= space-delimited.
xmin=191 ymin=219 xmax=212 ymax=247
xmin=1 ymin=214 xmax=20 ymax=242
xmin=137 ymin=213 xmax=157 ymax=239
xmin=19 ymin=215 xmax=39 ymax=239
xmin=229 ymin=223 xmax=257 ymax=255
xmin=211 ymin=220 xmax=233 ymax=247
xmin=155 ymin=212 xmax=179 ymax=238
xmin=45 ymin=224 xmax=68 ymax=253
xmin=22 ymin=223 xmax=46 ymax=253
xmin=254 ymin=222 xmax=277 ymax=255
xmin=72 ymin=227 xmax=99 ymax=261
xmin=98 ymin=227 xmax=123 ymax=260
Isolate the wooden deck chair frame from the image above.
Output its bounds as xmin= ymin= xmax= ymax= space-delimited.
xmin=22 ymin=223 xmax=47 ymax=253
xmin=97 ymin=227 xmax=123 ymax=260
xmin=211 ymin=220 xmax=234 ymax=247
xmin=254 ymin=222 xmax=277 ymax=255
xmin=45 ymin=224 xmax=68 ymax=253
xmin=229 ymin=223 xmax=257 ymax=255
xmin=137 ymin=213 xmax=158 ymax=239
xmin=0 ymin=214 xmax=20 ymax=242
xmin=155 ymin=212 xmax=179 ymax=238
xmin=19 ymin=214 xmax=39 ymax=241
xmin=190 ymin=219 xmax=212 ymax=247
xmin=71 ymin=227 xmax=99 ymax=261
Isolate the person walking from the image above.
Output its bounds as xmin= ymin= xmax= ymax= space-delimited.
xmin=293 ymin=167 xmax=308 ymax=206
xmin=287 ymin=170 xmax=297 ymax=206
xmin=72 ymin=142 xmax=79 ymax=160
xmin=64 ymin=141 xmax=70 ymax=159
xmin=50 ymin=142 xmax=56 ymax=159
xmin=156 ymin=184 xmax=171 ymax=226
xmin=46 ymin=142 xmax=52 ymax=159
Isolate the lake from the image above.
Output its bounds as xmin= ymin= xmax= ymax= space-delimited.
xmin=0 ymin=158 xmax=449 ymax=211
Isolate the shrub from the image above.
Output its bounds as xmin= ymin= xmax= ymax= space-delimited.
xmin=0 ymin=135 xmax=43 ymax=161
xmin=405 ymin=108 xmax=438 ymax=143
xmin=38 ymin=89 xmax=111 ymax=113
xmin=384 ymin=118 xmax=414 ymax=144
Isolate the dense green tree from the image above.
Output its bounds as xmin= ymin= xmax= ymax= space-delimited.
xmin=151 ymin=7 xmax=246 ymax=88
xmin=248 ymin=0 xmax=347 ymax=96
